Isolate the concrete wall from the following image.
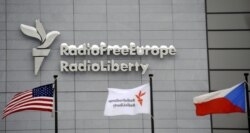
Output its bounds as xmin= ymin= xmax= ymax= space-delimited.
xmin=0 ymin=0 xmax=209 ymax=133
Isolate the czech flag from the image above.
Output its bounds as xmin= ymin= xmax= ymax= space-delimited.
xmin=193 ymin=82 xmax=246 ymax=116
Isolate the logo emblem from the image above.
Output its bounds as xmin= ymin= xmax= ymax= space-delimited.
xmin=20 ymin=19 xmax=60 ymax=75
xmin=136 ymin=91 xmax=146 ymax=106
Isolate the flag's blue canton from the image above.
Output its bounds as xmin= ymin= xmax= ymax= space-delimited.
xmin=32 ymin=84 xmax=53 ymax=97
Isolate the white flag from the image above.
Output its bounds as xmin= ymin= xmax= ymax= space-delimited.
xmin=104 ymin=83 xmax=150 ymax=116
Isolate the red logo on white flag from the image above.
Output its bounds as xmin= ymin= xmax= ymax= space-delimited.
xmin=136 ymin=91 xmax=146 ymax=106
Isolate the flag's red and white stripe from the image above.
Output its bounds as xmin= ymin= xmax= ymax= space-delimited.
xmin=2 ymin=90 xmax=53 ymax=118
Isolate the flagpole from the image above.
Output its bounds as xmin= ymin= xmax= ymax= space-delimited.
xmin=149 ymin=74 xmax=154 ymax=133
xmin=244 ymin=73 xmax=250 ymax=133
xmin=53 ymin=75 xmax=58 ymax=133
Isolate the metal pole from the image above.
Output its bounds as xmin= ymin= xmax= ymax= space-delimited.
xmin=244 ymin=73 xmax=250 ymax=133
xmin=53 ymin=75 xmax=58 ymax=133
xmin=149 ymin=74 xmax=154 ymax=133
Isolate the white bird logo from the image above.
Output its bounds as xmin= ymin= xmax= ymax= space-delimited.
xmin=20 ymin=19 xmax=60 ymax=75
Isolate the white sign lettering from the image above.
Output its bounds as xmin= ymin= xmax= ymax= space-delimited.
xmin=59 ymin=42 xmax=176 ymax=74
xmin=60 ymin=42 xmax=176 ymax=58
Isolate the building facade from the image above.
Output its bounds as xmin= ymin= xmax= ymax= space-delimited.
xmin=206 ymin=0 xmax=250 ymax=133
xmin=0 ymin=0 xmax=249 ymax=133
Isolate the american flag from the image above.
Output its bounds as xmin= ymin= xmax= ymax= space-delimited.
xmin=2 ymin=84 xmax=54 ymax=118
